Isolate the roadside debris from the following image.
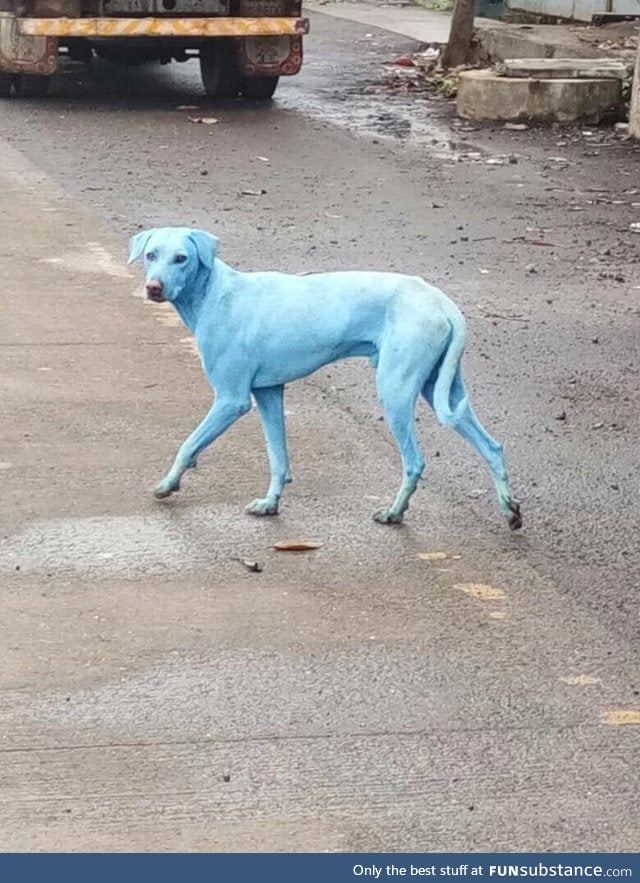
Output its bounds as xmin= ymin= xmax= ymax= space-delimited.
xmin=391 ymin=55 xmax=415 ymax=67
xmin=231 ymin=556 xmax=264 ymax=573
xmin=240 ymin=188 xmax=267 ymax=196
xmin=188 ymin=116 xmax=218 ymax=125
xmin=274 ymin=540 xmax=323 ymax=552
xmin=456 ymin=583 xmax=507 ymax=601
xmin=381 ymin=47 xmax=470 ymax=98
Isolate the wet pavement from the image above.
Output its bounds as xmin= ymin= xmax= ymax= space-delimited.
xmin=0 ymin=10 xmax=639 ymax=852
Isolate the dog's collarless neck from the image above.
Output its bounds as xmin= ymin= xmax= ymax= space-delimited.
xmin=172 ymin=260 xmax=227 ymax=331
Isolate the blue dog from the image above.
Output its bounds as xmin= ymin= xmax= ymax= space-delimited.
xmin=129 ymin=227 xmax=521 ymax=529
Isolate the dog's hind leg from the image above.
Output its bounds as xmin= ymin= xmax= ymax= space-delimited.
xmin=373 ymin=353 xmax=431 ymax=525
xmin=423 ymin=369 xmax=522 ymax=530
xmin=246 ymin=385 xmax=292 ymax=516
xmin=154 ymin=395 xmax=251 ymax=499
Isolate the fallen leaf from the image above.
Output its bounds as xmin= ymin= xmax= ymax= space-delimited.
xmin=456 ymin=583 xmax=507 ymax=601
xmin=418 ymin=552 xmax=449 ymax=561
xmin=392 ymin=56 xmax=415 ymax=66
xmin=188 ymin=116 xmax=218 ymax=125
xmin=274 ymin=540 xmax=323 ymax=552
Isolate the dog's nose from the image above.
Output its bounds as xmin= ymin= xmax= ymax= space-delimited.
xmin=145 ymin=280 xmax=164 ymax=301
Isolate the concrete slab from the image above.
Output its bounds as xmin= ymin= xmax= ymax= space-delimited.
xmin=457 ymin=68 xmax=622 ymax=122
xmin=502 ymin=56 xmax=633 ymax=77
xmin=471 ymin=20 xmax=639 ymax=64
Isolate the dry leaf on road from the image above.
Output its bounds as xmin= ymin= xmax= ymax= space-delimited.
xmin=274 ymin=540 xmax=323 ymax=552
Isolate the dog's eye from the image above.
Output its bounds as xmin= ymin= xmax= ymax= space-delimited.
xmin=146 ymin=252 xmax=156 ymax=262
xmin=174 ymin=254 xmax=187 ymax=265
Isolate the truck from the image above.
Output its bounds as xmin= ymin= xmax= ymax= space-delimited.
xmin=0 ymin=0 xmax=309 ymax=98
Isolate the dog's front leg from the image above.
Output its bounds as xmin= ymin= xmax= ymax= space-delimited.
xmin=154 ymin=395 xmax=251 ymax=499
xmin=246 ymin=384 xmax=292 ymax=516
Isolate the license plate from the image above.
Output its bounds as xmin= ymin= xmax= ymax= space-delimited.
xmin=244 ymin=34 xmax=290 ymax=64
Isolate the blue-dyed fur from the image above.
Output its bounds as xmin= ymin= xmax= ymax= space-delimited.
xmin=129 ymin=227 xmax=522 ymax=529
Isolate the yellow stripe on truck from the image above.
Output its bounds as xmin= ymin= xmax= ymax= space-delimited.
xmin=17 ymin=16 xmax=309 ymax=37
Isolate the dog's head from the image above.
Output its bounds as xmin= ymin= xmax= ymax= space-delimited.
xmin=128 ymin=227 xmax=218 ymax=304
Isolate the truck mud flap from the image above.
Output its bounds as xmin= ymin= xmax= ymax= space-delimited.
xmin=0 ymin=14 xmax=56 ymax=74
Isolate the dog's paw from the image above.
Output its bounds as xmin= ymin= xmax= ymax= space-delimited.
xmin=246 ymin=498 xmax=279 ymax=517
xmin=507 ymin=500 xmax=523 ymax=531
xmin=373 ymin=507 xmax=404 ymax=525
xmin=153 ymin=480 xmax=179 ymax=499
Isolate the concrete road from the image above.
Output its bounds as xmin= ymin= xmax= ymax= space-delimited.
xmin=0 ymin=11 xmax=639 ymax=852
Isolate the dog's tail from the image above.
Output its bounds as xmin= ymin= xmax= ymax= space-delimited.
xmin=431 ymin=308 xmax=468 ymax=428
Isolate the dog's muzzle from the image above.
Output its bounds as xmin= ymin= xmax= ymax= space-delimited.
xmin=145 ymin=280 xmax=166 ymax=303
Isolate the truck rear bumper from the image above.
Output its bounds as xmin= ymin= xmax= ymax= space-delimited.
xmin=16 ymin=15 xmax=309 ymax=37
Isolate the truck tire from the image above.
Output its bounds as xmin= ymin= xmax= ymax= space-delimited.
xmin=20 ymin=75 xmax=52 ymax=97
xmin=200 ymin=41 xmax=240 ymax=98
xmin=0 ymin=73 xmax=51 ymax=98
xmin=241 ymin=75 xmax=279 ymax=100
xmin=0 ymin=72 xmax=19 ymax=99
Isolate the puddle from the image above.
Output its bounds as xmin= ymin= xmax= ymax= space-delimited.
xmin=280 ymin=84 xmax=462 ymax=156
xmin=276 ymin=42 xmax=466 ymax=157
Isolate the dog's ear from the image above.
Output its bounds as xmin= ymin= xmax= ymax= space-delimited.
xmin=127 ymin=229 xmax=156 ymax=265
xmin=188 ymin=230 xmax=219 ymax=272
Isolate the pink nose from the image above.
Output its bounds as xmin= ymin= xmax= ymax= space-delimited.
xmin=145 ymin=280 xmax=164 ymax=301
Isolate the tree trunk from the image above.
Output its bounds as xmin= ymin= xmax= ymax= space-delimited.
xmin=441 ymin=0 xmax=476 ymax=69
xmin=630 ymin=39 xmax=640 ymax=139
